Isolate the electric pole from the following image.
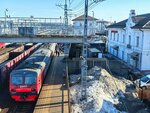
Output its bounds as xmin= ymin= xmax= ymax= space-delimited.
xmin=81 ymin=0 xmax=105 ymax=100
xmin=56 ymin=0 xmax=70 ymax=55
xmin=4 ymin=9 xmax=8 ymax=34
xmin=81 ymin=0 xmax=88 ymax=100
xmin=64 ymin=0 xmax=68 ymax=34
xmin=56 ymin=0 xmax=69 ymax=34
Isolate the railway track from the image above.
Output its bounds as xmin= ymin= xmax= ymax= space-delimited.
xmin=0 ymin=44 xmax=24 ymax=64
xmin=6 ymin=101 xmax=36 ymax=113
xmin=0 ymin=44 xmax=23 ymax=55
xmin=0 ymin=88 xmax=36 ymax=113
xmin=0 ymin=52 xmax=68 ymax=113
xmin=0 ymin=48 xmax=14 ymax=55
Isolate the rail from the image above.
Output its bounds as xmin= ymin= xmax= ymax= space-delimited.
xmin=65 ymin=62 xmax=71 ymax=113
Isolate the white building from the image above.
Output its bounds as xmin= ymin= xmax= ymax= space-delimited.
xmin=97 ymin=20 xmax=112 ymax=32
xmin=107 ymin=10 xmax=150 ymax=72
xmin=72 ymin=15 xmax=98 ymax=36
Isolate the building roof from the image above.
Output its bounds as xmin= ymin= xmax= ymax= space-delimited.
xmin=107 ymin=20 xmax=127 ymax=28
xmin=88 ymin=48 xmax=100 ymax=53
xmin=72 ymin=15 xmax=98 ymax=21
xmin=107 ymin=13 xmax=150 ymax=29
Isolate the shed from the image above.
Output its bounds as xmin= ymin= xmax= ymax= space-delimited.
xmin=88 ymin=48 xmax=101 ymax=58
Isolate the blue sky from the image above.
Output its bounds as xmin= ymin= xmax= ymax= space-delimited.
xmin=0 ymin=0 xmax=150 ymax=22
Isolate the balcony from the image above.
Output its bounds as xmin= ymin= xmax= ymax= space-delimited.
xmin=127 ymin=44 xmax=132 ymax=49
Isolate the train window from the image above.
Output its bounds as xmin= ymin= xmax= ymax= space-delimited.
xmin=12 ymin=76 xmax=23 ymax=85
xmin=25 ymin=76 xmax=36 ymax=85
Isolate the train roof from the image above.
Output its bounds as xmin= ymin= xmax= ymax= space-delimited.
xmin=10 ymin=69 xmax=37 ymax=77
xmin=14 ymin=45 xmax=51 ymax=71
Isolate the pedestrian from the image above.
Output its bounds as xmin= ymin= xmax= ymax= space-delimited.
xmin=55 ymin=44 xmax=60 ymax=56
xmin=58 ymin=50 xmax=60 ymax=56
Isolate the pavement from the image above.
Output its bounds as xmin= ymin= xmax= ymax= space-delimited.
xmin=34 ymin=55 xmax=69 ymax=113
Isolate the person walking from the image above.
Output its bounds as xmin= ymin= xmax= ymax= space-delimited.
xmin=55 ymin=44 xmax=60 ymax=56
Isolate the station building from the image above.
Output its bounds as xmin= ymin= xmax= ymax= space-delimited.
xmin=107 ymin=10 xmax=150 ymax=72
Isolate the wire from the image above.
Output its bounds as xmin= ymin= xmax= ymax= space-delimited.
xmin=69 ymin=0 xmax=74 ymax=7
xmin=56 ymin=0 xmax=62 ymax=5
xmin=71 ymin=0 xmax=84 ymax=10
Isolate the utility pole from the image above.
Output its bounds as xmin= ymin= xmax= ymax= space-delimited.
xmin=4 ymin=9 xmax=8 ymax=34
xmin=56 ymin=0 xmax=69 ymax=34
xmin=56 ymin=0 xmax=70 ymax=54
xmin=64 ymin=0 xmax=68 ymax=34
xmin=81 ymin=0 xmax=88 ymax=100
xmin=81 ymin=0 xmax=105 ymax=100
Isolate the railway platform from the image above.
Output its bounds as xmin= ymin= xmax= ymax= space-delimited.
xmin=34 ymin=56 xmax=69 ymax=113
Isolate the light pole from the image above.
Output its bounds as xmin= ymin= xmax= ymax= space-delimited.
xmin=4 ymin=9 xmax=8 ymax=34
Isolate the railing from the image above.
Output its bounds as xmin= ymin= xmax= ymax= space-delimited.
xmin=65 ymin=62 xmax=71 ymax=113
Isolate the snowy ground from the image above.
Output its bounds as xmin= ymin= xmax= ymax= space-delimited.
xmin=69 ymin=66 xmax=149 ymax=113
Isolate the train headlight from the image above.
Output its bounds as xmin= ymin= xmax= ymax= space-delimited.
xmin=31 ymin=88 xmax=36 ymax=92
xmin=11 ymin=89 xmax=16 ymax=92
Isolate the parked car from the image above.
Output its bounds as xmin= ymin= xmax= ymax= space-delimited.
xmin=134 ymin=75 xmax=150 ymax=88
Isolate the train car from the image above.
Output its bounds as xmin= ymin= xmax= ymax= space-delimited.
xmin=0 ymin=43 xmax=41 ymax=89
xmin=9 ymin=43 xmax=56 ymax=101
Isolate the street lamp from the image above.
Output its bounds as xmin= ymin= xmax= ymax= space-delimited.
xmin=4 ymin=9 xmax=8 ymax=34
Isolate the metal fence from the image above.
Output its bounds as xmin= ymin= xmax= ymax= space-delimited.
xmin=0 ymin=17 xmax=73 ymax=35
xmin=65 ymin=62 xmax=71 ymax=113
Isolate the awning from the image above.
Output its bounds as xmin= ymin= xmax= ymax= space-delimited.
xmin=130 ymin=52 xmax=139 ymax=60
xmin=111 ymin=45 xmax=119 ymax=50
xmin=111 ymin=30 xmax=118 ymax=33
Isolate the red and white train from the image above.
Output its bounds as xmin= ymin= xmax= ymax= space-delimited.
xmin=0 ymin=43 xmax=41 ymax=89
xmin=9 ymin=43 xmax=56 ymax=101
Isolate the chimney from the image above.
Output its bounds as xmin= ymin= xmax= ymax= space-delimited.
xmin=130 ymin=10 xmax=136 ymax=17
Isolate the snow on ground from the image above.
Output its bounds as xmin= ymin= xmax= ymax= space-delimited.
xmin=70 ymin=66 xmax=133 ymax=113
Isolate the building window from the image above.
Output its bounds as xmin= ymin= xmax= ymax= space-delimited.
xmin=96 ymin=23 xmax=98 ymax=26
xmin=123 ymin=34 xmax=125 ymax=43
xmin=117 ymin=34 xmax=119 ymax=42
xmin=79 ymin=30 xmax=82 ymax=35
xmin=129 ymin=35 xmax=131 ymax=45
xmin=89 ymin=23 xmax=92 ymax=26
xmin=80 ymin=23 xmax=82 ymax=26
xmin=110 ymin=32 xmax=112 ymax=40
xmin=122 ymin=51 xmax=124 ymax=60
xmin=136 ymin=36 xmax=139 ymax=47
xmin=113 ymin=33 xmax=115 ymax=41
